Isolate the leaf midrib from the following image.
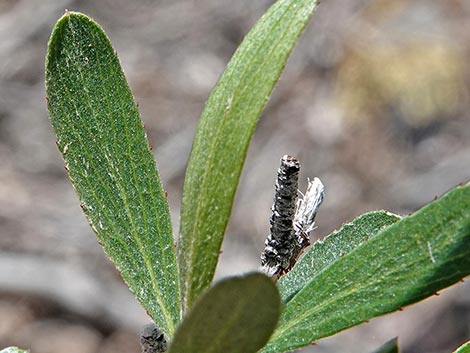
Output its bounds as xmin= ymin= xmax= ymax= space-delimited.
xmin=270 ymin=215 xmax=465 ymax=343
xmin=55 ymin=14 xmax=175 ymax=333
xmin=182 ymin=0 xmax=303 ymax=309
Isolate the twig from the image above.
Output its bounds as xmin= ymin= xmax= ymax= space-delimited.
xmin=261 ymin=155 xmax=300 ymax=278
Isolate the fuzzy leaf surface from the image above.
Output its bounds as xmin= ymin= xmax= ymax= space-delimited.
xmin=45 ymin=12 xmax=179 ymax=336
xmin=168 ymin=273 xmax=280 ymax=353
xmin=0 ymin=348 xmax=29 ymax=353
xmin=262 ymin=183 xmax=470 ymax=353
xmin=279 ymin=211 xmax=401 ymax=302
xmin=178 ymin=0 xmax=319 ymax=313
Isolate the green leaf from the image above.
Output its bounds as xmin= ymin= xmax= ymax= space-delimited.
xmin=168 ymin=273 xmax=280 ymax=353
xmin=0 ymin=348 xmax=29 ymax=353
xmin=371 ymin=338 xmax=399 ymax=353
xmin=262 ymin=183 xmax=470 ymax=353
xmin=278 ymin=211 xmax=401 ymax=302
xmin=45 ymin=12 xmax=179 ymax=336
xmin=454 ymin=341 xmax=470 ymax=353
xmin=178 ymin=0 xmax=319 ymax=313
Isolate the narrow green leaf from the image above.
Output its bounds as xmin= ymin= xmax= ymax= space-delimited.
xmin=454 ymin=341 xmax=470 ymax=353
xmin=262 ymin=183 xmax=470 ymax=353
xmin=0 ymin=348 xmax=29 ymax=353
xmin=279 ymin=211 xmax=401 ymax=302
xmin=168 ymin=273 xmax=280 ymax=353
xmin=371 ymin=338 xmax=399 ymax=353
xmin=45 ymin=12 xmax=179 ymax=336
xmin=178 ymin=0 xmax=319 ymax=313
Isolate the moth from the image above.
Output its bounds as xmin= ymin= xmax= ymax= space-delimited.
xmin=261 ymin=155 xmax=324 ymax=279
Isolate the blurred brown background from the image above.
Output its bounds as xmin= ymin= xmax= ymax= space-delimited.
xmin=0 ymin=0 xmax=469 ymax=352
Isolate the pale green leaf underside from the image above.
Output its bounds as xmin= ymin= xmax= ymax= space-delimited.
xmin=0 ymin=348 xmax=29 ymax=353
xmin=278 ymin=211 xmax=401 ymax=303
xmin=263 ymin=183 xmax=470 ymax=353
xmin=45 ymin=12 xmax=179 ymax=336
xmin=454 ymin=342 xmax=470 ymax=353
xmin=178 ymin=0 xmax=319 ymax=313
xmin=169 ymin=273 xmax=280 ymax=353
xmin=371 ymin=338 xmax=399 ymax=353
